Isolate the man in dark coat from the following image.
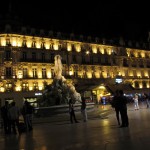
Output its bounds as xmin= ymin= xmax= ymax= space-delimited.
xmin=118 ymin=90 xmax=129 ymax=128
xmin=111 ymin=90 xmax=121 ymax=126
xmin=69 ymin=99 xmax=78 ymax=124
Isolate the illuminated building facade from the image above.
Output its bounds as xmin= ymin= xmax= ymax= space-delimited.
xmin=0 ymin=16 xmax=150 ymax=106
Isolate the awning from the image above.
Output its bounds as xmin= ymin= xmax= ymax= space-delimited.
xmin=106 ymin=84 xmax=134 ymax=94
xmin=75 ymin=84 xmax=99 ymax=92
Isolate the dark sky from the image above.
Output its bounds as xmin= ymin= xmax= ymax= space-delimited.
xmin=0 ymin=1 xmax=150 ymax=41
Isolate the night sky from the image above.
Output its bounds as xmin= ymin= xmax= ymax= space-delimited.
xmin=0 ymin=1 xmax=150 ymax=41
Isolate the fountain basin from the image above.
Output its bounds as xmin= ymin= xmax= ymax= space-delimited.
xmin=34 ymin=102 xmax=95 ymax=117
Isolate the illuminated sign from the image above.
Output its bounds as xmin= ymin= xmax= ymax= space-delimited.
xmin=115 ymin=78 xmax=122 ymax=83
xmin=35 ymin=93 xmax=42 ymax=96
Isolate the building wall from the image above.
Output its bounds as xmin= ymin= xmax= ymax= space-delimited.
xmin=0 ymin=33 xmax=150 ymax=106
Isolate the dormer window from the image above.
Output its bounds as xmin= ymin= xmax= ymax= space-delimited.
xmin=6 ymin=38 xmax=11 ymax=46
xmin=32 ymin=41 xmax=36 ymax=48
xmin=41 ymin=42 xmax=45 ymax=49
xmin=22 ymin=40 xmax=27 ymax=47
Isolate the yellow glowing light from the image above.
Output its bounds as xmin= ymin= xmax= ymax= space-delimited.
xmin=0 ymin=87 xmax=5 ymax=92
xmin=54 ymin=44 xmax=58 ymax=50
xmin=139 ymin=84 xmax=142 ymax=88
xmin=67 ymin=43 xmax=72 ymax=51
xmin=12 ymin=40 xmax=17 ymax=46
xmin=27 ymin=41 xmax=32 ymax=48
xmin=36 ymin=42 xmax=40 ymax=48
xmin=141 ymin=52 xmax=145 ymax=58
xmin=39 ymin=86 xmax=43 ymax=90
xmin=134 ymin=52 xmax=138 ymax=57
xmin=92 ymin=47 xmax=97 ymax=53
xmin=100 ymin=47 xmax=104 ymax=54
xmin=86 ymin=51 xmax=89 ymax=55
xmin=1 ymin=38 xmax=6 ymax=46
xmin=87 ymin=72 xmax=92 ymax=78
xmin=69 ymin=71 xmax=73 ymax=76
xmin=47 ymin=72 xmax=51 ymax=78
xmin=16 ymin=87 xmax=21 ymax=91
xmin=76 ymin=44 xmax=81 ymax=52
xmin=17 ymin=41 xmax=21 ymax=47
xmin=107 ymin=48 xmax=111 ymax=55
xmin=29 ymin=87 xmax=33 ymax=91
xmin=17 ymin=38 xmax=22 ymax=47
xmin=29 ymin=70 xmax=33 ymax=77
xmin=38 ymin=74 xmax=42 ymax=78
xmin=45 ymin=43 xmax=49 ymax=49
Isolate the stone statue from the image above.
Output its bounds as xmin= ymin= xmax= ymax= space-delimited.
xmin=39 ymin=54 xmax=81 ymax=106
xmin=54 ymin=55 xmax=63 ymax=79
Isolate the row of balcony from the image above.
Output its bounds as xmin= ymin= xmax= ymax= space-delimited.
xmin=1 ymin=74 xmax=150 ymax=80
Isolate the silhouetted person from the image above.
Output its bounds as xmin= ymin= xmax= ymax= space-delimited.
xmin=0 ymin=101 xmax=10 ymax=134
xmin=8 ymin=101 xmax=20 ymax=134
xmin=111 ymin=90 xmax=121 ymax=126
xmin=22 ymin=101 xmax=34 ymax=131
xmin=81 ymin=96 xmax=88 ymax=122
xmin=118 ymin=90 xmax=129 ymax=128
xmin=69 ymin=99 xmax=78 ymax=124
xmin=143 ymin=93 xmax=150 ymax=108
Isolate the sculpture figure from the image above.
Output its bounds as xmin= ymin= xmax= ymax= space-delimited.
xmin=54 ymin=55 xmax=63 ymax=79
xmin=39 ymin=54 xmax=81 ymax=106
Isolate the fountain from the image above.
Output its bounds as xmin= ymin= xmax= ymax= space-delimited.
xmin=38 ymin=55 xmax=81 ymax=107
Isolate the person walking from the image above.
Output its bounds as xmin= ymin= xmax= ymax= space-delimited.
xmin=81 ymin=96 xmax=88 ymax=122
xmin=111 ymin=90 xmax=121 ymax=126
xmin=8 ymin=101 xmax=20 ymax=134
xmin=118 ymin=90 xmax=129 ymax=128
xmin=0 ymin=101 xmax=10 ymax=134
xmin=133 ymin=93 xmax=139 ymax=110
xmin=69 ymin=99 xmax=78 ymax=124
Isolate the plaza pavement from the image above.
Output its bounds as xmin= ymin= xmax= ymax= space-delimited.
xmin=1 ymin=102 xmax=150 ymax=150
xmin=32 ymin=104 xmax=112 ymax=124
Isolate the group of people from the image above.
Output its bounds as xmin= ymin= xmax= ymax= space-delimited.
xmin=132 ymin=93 xmax=150 ymax=110
xmin=111 ymin=90 xmax=129 ymax=128
xmin=112 ymin=90 xmax=150 ymax=127
xmin=5 ymin=90 xmax=149 ymax=132
xmin=69 ymin=95 xmax=88 ymax=124
xmin=0 ymin=100 xmax=34 ymax=134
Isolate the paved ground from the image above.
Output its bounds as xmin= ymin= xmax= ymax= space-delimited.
xmin=1 ymin=102 xmax=150 ymax=150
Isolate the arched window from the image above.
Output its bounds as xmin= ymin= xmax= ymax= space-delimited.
xmin=135 ymin=81 xmax=139 ymax=88
xmin=142 ymin=81 xmax=147 ymax=88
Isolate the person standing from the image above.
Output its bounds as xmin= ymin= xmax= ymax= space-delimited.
xmin=8 ymin=101 xmax=20 ymax=134
xmin=118 ymin=90 xmax=129 ymax=128
xmin=0 ymin=101 xmax=10 ymax=134
xmin=69 ymin=99 xmax=78 ymax=124
xmin=81 ymin=96 xmax=88 ymax=122
xmin=22 ymin=101 xmax=34 ymax=131
xmin=111 ymin=90 xmax=121 ymax=126
xmin=133 ymin=93 xmax=139 ymax=110
xmin=143 ymin=93 xmax=150 ymax=108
